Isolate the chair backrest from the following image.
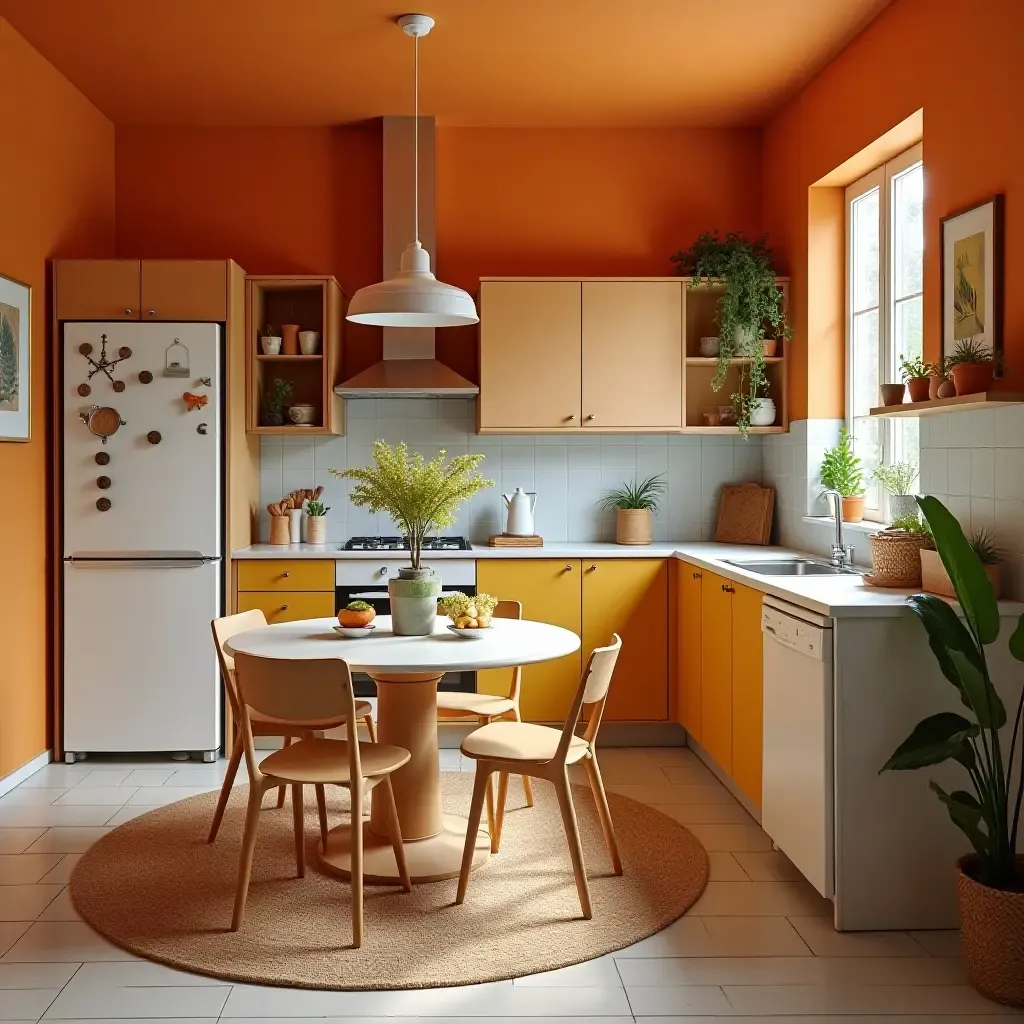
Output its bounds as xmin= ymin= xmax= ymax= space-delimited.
xmin=211 ymin=610 xmax=268 ymax=717
xmin=232 ymin=652 xmax=362 ymax=781
xmin=493 ymin=600 xmax=523 ymax=699
xmin=557 ymin=634 xmax=622 ymax=761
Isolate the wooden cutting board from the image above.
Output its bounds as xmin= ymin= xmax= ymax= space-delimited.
xmin=715 ymin=483 xmax=775 ymax=545
xmin=488 ymin=534 xmax=544 ymax=547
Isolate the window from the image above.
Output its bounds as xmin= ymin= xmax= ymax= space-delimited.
xmin=846 ymin=144 xmax=923 ymax=521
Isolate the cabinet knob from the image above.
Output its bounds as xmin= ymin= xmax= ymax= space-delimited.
xmin=722 ymin=584 xmax=735 ymax=593
xmin=692 ymin=571 xmax=702 ymax=580
xmin=566 ymin=414 xmax=577 ymax=422
xmin=588 ymin=563 xmax=597 ymax=572
xmin=147 ymin=309 xmax=156 ymax=317
xmin=279 ymin=604 xmax=289 ymax=612
xmin=380 ymin=566 xmax=389 ymax=576
xmin=563 ymin=563 xmax=573 ymax=572
xmin=281 ymin=572 xmax=290 ymax=578
xmin=586 ymin=414 xmax=595 ymax=421
xmin=124 ymin=308 xmax=133 ymax=316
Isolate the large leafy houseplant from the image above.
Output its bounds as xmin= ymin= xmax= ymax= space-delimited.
xmin=670 ymin=231 xmax=788 ymax=435
xmin=881 ymin=495 xmax=1024 ymax=892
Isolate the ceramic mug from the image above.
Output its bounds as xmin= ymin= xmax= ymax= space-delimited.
xmin=298 ymin=331 xmax=320 ymax=355
xmin=261 ymin=335 xmax=282 ymax=356
xmin=287 ymin=403 xmax=317 ymax=426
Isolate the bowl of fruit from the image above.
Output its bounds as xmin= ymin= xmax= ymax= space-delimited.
xmin=439 ymin=591 xmax=498 ymax=639
xmin=335 ymin=600 xmax=376 ymax=638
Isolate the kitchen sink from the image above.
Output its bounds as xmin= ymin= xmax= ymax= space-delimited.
xmin=724 ymin=558 xmax=862 ymax=577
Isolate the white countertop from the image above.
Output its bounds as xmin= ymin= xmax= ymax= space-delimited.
xmin=231 ymin=540 xmax=1024 ymax=619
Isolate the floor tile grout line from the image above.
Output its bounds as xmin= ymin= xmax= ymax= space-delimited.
xmin=783 ymin=915 xmax=818 ymax=957
xmin=30 ymin=958 xmax=82 ymax=1024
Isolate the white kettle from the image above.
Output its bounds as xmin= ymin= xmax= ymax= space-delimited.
xmin=503 ymin=487 xmax=537 ymax=536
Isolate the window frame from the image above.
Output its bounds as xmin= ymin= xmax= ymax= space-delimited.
xmin=845 ymin=142 xmax=923 ymax=522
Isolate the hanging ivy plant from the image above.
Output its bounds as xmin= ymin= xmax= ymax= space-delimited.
xmin=671 ymin=231 xmax=789 ymax=435
xmin=0 ymin=312 xmax=18 ymax=407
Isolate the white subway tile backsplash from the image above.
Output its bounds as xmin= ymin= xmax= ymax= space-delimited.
xmin=970 ymin=448 xmax=995 ymax=499
xmin=919 ymin=447 xmax=948 ymax=494
xmin=947 ymin=449 xmax=972 ymax=496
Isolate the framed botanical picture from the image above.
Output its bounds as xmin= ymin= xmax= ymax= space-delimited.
xmin=0 ymin=273 xmax=31 ymax=442
xmin=941 ymin=194 xmax=1004 ymax=368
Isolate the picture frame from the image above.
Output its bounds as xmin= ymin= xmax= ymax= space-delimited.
xmin=940 ymin=194 xmax=1004 ymax=369
xmin=0 ymin=273 xmax=31 ymax=442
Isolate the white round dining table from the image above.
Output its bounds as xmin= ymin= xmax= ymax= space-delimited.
xmin=225 ymin=614 xmax=580 ymax=885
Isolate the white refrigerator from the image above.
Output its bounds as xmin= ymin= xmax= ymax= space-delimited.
xmin=62 ymin=322 xmax=222 ymax=760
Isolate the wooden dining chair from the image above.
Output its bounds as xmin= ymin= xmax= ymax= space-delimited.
xmin=435 ymin=600 xmax=532 ymax=847
xmin=208 ymin=611 xmax=377 ymax=845
xmin=230 ymin=652 xmax=412 ymax=945
xmin=455 ymin=634 xmax=623 ymax=920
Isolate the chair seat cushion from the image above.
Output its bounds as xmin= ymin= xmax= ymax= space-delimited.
xmin=261 ymin=737 xmax=408 ymax=784
xmin=436 ymin=691 xmax=516 ymax=718
xmin=461 ymin=721 xmax=590 ymax=765
xmin=250 ymin=700 xmax=373 ymax=735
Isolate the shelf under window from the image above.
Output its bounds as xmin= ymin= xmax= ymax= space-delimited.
xmin=869 ymin=392 xmax=1024 ymax=418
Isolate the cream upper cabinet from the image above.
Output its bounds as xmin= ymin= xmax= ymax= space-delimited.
xmin=478 ymin=281 xmax=581 ymax=431
xmin=582 ymin=281 xmax=682 ymax=429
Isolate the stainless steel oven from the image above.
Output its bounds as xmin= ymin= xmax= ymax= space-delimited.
xmin=335 ymin=557 xmax=477 ymax=697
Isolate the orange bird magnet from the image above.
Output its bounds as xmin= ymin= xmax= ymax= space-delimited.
xmin=183 ymin=391 xmax=208 ymax=412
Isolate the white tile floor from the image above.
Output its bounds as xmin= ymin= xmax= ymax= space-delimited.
xmin=0 ymin=746 xmax=1015 ymax=1022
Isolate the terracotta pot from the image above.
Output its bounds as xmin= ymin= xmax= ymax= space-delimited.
xmin=906 ymin=376 xmax=931 ymax=403
xmin=879 ymin=382 xmax=906 ymax=406
xmin=305 ymin=515 xmax=326 ymax=544
xmin=841 ymin=496 xmax=865 ymax=523
xmin=281 ymin=323 xmax=300 ymax=356
xmin=616 ymin=508 xmax=653 ymax=545
xmin=921 ymin=547 xmax=1001 ymax=599
xmin=268 ymin=516 xmax=290 ymax=545
xmin=951 ymin=361 xmax=994 ymax=396
xmin=928 ymin=374 xmax=942 ymax=400
xmin=762 ymin=339 xmax=779 ymax=357
xmin=957 ymin=855 xmax=1024 ymax=1007
xmin=938 ymin=379 xmax=957 ymax=398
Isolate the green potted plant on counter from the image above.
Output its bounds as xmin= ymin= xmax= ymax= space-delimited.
xmin=599 ymin=474 xmax=666 ymax=545
xmin=881 ymin=496 xmax=1023 ymax=1007
xmin=873 ymin=460 xmax=919 ymax=521
xmin=670 ymin=231 xmax=789 ymax=436
xmin=331 ymin=441 xmax=492 ymax=635
xmin=819 ymin=426 xmax=865 ymax=522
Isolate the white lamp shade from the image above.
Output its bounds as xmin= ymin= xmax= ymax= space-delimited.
xmin=347 ymin=241 xmax=479 ymax=327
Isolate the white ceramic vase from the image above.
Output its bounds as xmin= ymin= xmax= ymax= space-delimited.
xmin=749 ymin=397 xmax=776 ymax=427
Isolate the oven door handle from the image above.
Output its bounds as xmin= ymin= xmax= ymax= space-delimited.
xmin=345 ymin=589 xmax=473 ymax=600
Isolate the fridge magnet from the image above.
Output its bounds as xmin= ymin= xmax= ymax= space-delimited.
xmin=182 ymin=391 xmax=208 ymax=412
xmin=164 ymin=340 xmax=190 ymax=377
xmin=80 ymin=333 xmax=132 ymax=387
xmin=0 ymin=272 xmax=30 ymax=442
xmin=941 ymin=194 xmax=1004 ymax=366
xmin=195 ymin=376 xmax=212 ymax=388
xmin=80 ymin=405 xmax=125 ymax=444
xmin=138 ymin=370 xmax=153 ymax=384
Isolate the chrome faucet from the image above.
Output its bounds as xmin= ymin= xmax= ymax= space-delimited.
xmin=821 ymin=489 xmax=855 ymax=568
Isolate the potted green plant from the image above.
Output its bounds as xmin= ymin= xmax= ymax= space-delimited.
xmin=921 ymin=525 xmax=1002 ymax=600
xmin=331 ymin=441 xmax=492 ymax=635
xmin=881 ymin=496 xmax=1023 ymax=1006
xmin=670 ymin=231 xmax=789 ymax=436
xmin=820 ymin=426 xmax=865 ymax=522
xmin=304 ymin=497 xmax=330 ymax=545
xmin=900 ymin=354 xmax=932 ymax=403
xmin=598 ymin=474 xmax=666 ymax=545
xmin=873 ymin=461 xmax=919 ymax=521
xmin=948 ymin=337 xmax=997 ymax=396
xmin=262 ymin=377 xmax=294 ymax=426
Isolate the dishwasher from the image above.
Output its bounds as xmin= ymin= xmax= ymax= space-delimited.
xmin=761 ymin=596 xmax=834 ymax=898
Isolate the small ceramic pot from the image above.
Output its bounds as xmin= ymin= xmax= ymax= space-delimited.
xmin=880 ymin=382 xmax=906 ymax=406
xmin=762 ymin=339 xmax=779 ymax=357
xmin=701 ymin=410 xmax=722 ymax=427
xmin=616 ymin=508 xmax=652 ymax=545
xmin=298 ymin=331 xmax=320 ymax=355
xmin=288 ymin=403 xmax=317 ymax=425
xmin=388 ymin=567 xmax=442 ymax=636
xmin=938 ymin=379 xmax=957 ymax=398
xmin=269 ymin=516 xmax=290 ymax=545
xmin=928 ymin=374 xmax=943 ymax=400
xmin=281 ymin=324 xmax=300 ymax=356
xmin=699 ymin=336 xmax=720 ymax=357
xmin=906 ymin=376 xmax=931 ymax=403
xmin=841 ymin=495 xmax=865 ymax=523
xmin=889 ymin=494 xmax=919 ymax=521
xmin=287 ymin=507 xmax=303 ymax=543
xmin=951 ymin=361 xmax=994 ymax=396
xmin=261 ymin=335 xmax=282 ymax=356
xmin=306 ymin=515 xmax=326 ymax=544
xmin=749 ymin=398 xmax=776 ymax=427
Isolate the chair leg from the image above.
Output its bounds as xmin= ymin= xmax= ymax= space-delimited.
xmin=554 ymin=769 xmax=593 ymax=920
xmin=512 ymin=707 xmax=535 ymax=808
xmin=207 ymin=731 xmax=242 ymax=843
xmin=455 ymin=765 xmax=491 ymax=905
xmin=381 ymin=775 xmax=411 ymax=892
xmin=363 ymin=713 xmax=377 ymax=743
xmin=315 ymin=784 xmax=329 ymax=848
xmin=351 ymin=781 xmax=364 ymax=948
xmin=494 ymin=771 xmax=510 ymax=852
xmin=231 ymin=782 xmax=265 ymax=931
xmin=480 ymin=717 xmax=496 ymax=845
xmin=585 ymin=753 xmax=622 ymax=875
xmin=275 ymin=737 xmax=292 ymax=808
xmin=291 ymin=783 xmax=305 ymax=878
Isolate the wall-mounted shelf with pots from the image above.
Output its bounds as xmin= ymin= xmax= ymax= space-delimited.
xmin=869 ymin=391 xmax=1024 ymax=418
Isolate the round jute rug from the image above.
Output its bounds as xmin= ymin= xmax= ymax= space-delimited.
xmin=71 ymin=773 xmax=708 ymax=989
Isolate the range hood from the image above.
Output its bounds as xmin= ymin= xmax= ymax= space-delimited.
xmin=335 ymin=116 xmax=478 ymax=398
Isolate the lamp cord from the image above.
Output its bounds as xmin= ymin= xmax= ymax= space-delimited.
xmin=413 ymin=31 xmax=419 ymax=247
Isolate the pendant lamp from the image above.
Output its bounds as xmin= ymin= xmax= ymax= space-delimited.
xmin=347 ymin=14 xmax=478 ymax=328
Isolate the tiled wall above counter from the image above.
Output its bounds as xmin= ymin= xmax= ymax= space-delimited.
xmin=257 ymin=398 xmax=762 ymax=546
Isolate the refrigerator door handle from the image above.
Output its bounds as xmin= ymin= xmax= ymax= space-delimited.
xmin=64 ymin=553 xmax=221 ymax=569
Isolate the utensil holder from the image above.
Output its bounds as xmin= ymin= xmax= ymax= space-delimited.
xmin=288 ymin=507 xmax=303 ymax=542
xmin=269 ymin=516 xmax=290 ymax=545
xmin=306 ymin=515 xmax=326 ymax=544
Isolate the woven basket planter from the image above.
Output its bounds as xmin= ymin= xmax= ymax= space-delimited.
xmin=868 ymin=530 xmax=934 ymax=587
xmin=957 ymin=855 xmax=1024 ymax=1007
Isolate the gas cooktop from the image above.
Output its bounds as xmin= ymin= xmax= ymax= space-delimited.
xmin=342 ymin=536 xmax=472 ymax=551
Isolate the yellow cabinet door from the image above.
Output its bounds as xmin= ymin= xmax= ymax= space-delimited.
xmin=475 ymin=559 xmax=582 ymax=722
xmin=237 ymin=559 xmax=334 ymax=592
xmin=582 ymin=559 xmax=668 ymax=722
xmin=236 ymin=591 xmax=335 ymax=624
xmin=581 ymin=281 xmax=682 ymax=429
xmin=678 ymin=560 xmax=703 ymax=740
xmin=55 ymin=260 xmax=141 ymax=320
xmin=478 ymin=282 xmax=582 ymax=430
xmin=141 ymin=260 xmax=227 ymax=321
xmin=730 ymin=581 xmax=764 ymax=807
xmin=700 ymin=570 xmax=733 ymax=773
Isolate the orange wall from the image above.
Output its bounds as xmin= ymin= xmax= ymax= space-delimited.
xmin=0 ymin=20 xmax=115 ymax=776
xmin=763 ymin=0 xmax=1024 ymax=420
xmin=115 ymin=124 xmax=762 ymax=382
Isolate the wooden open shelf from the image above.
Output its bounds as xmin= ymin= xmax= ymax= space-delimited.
xmin=246 ymin=275 xmax=346 ymax=435
xmin=869 ymin=391 xmax=1024 ymax=418
xmin=686 ymin=356 xmax=784 ymax=365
